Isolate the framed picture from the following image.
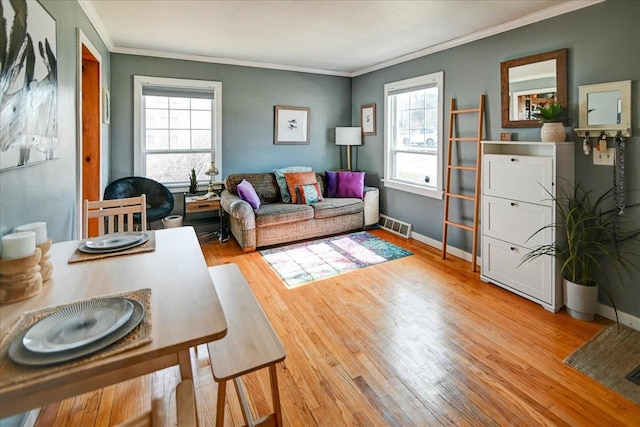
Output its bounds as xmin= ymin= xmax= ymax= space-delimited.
xmin=361 ymin=104 xmax=376 ymax=136
xmin=103 ymin=88 xmax=111 ymax=124
xmin=274 ymin=106 xmax=310 ymax=144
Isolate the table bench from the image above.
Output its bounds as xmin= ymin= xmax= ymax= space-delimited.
xmin=207 ymin=264 xmax=286 ymax=427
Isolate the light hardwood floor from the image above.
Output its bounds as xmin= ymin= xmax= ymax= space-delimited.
xmin=35 ymin=229 xmax=639 ymax=426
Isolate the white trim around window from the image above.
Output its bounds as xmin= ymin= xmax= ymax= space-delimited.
xmin=133 ymin=76 xmax=222 ymax=190
xmin=383 ymin=71 xmax=444 ymax=199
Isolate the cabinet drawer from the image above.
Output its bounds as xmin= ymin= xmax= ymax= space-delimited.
xmin=482 ymin=236 xmax=552 ymax=304
xmin=186 ymin=200 xmax=220 ymax=213
xmin=483 ymin=154 xmax=553 ymax=205
xmin=482 ymin=195 xmax=552 ymax=248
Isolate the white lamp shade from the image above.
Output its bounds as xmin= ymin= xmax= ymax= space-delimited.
xmin=335 ymin=127 xmax=362 ymax=146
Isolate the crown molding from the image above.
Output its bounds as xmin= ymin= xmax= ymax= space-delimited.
xmin=111 ymin=46 xmax=352 ymax=77
xmin=77 ymin=0 xmax=114 ymax=50
xmin=351 ymin=0 xmax=605 ymax=77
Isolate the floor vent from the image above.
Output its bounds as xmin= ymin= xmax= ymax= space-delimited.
xmin=378 ymin=214 xmax=412 ymax=239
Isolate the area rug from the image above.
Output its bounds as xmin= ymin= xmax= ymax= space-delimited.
xmin=260 ymin=231 xmax=412 ymax=288
xmin=564 ymin=324 xmax=640 ymax=405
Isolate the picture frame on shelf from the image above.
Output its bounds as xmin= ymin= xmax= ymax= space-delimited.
xmin=274 ymin=106 xmax=310 ymax=144
xmin=361 ymin=104 xmax=376 ymax=136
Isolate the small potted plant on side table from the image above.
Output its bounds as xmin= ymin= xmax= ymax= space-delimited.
xmin=521 ymin=183 xmax=639 ymax=321
xmin=532 ymin=102 xmax=568 ymax=142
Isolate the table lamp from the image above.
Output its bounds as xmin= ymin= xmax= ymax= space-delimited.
xmin=205 ymin=161 xmax=219 ymax=193
xmin=335 ymin=127 xmax=362 ymax=171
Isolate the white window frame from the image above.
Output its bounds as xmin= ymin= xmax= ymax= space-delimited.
xmin=382 ymin=71 xmax=444 ymax=199
xmin=133 ymin=76 xmax=222 ymax=190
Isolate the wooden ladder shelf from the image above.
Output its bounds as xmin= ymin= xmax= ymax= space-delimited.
xmin=442 ymin=95 xmax=485 ymax=272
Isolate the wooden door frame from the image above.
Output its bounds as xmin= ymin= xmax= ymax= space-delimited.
xmin=76 ymin=29 xmax=103 ymax=239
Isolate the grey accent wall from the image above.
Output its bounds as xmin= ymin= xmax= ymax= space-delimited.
xmin=352 ymin=0 xmax=640 ymax=316
xmin=0 ymin=0 xmax=110 ymax=245
xmin=109 ymin=54 xmax=352 ymax=182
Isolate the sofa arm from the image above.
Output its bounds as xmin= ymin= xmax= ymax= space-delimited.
xmin=363 ymin=186 xmax=379 ymax=227
xmin=221 ymin=190 xmax=256 ymax=230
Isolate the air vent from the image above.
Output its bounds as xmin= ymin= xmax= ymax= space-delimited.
xmin=378 ymin=214 xmax=412 ymax=238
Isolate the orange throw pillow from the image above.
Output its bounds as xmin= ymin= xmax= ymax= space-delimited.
xmin=284 ymin=171 xmax=319 ymax=204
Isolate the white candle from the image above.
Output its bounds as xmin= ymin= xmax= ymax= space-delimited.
xmin=15 ymin=222 xmax=48 ymax=245
xmin=1 ymin=231 xmax=37 ymax=260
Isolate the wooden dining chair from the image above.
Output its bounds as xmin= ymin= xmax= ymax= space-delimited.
xmin=83 ymin=195 xmax=147 ymax=238
xmin=116 ymin=379 xmax=198 ymax=427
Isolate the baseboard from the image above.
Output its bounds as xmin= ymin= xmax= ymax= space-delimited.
xmin=410 ymin=230 xmax=481 ymax=266
xmin=597 ymin=304 xmax=640 ymax=331
xmin=408 ymin=231 xmax=640 ymax=332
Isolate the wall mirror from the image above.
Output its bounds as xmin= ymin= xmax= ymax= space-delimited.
xmin=500 ymin=48 xmax=567 ymax=128
xmin=576 ymin=80 xmax=631 ymax=137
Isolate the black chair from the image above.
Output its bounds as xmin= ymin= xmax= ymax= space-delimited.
xmin=104 ymin=177 xmax=175 ymax=225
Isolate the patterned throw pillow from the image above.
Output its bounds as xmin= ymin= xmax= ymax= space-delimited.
xmin=237 ymin=179 xmax=261 ymax=210
xmin=295 ymin=183 xmax=323 ymax=204
xmin=273 ymin=166 xmax=312 ymax=203
xmin=284 ymin=171 xmax=320 ymax=204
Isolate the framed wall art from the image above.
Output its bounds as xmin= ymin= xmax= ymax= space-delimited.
xmin=361 ymin=104 xmax=376 ymax=136
xmin=1 ymin=0 xmax=58 ymax=171
xmin=274 ymin=106 xmax=310 ymax=144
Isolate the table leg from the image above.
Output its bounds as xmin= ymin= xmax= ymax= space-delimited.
xmin=178 ymin=349 xmax=193 ymax=380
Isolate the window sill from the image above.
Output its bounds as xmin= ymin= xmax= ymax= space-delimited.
xmin=381 ymin=179 xmax=443 ymax=200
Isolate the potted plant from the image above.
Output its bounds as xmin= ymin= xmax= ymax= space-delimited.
xmin=188 ymin=168 xmax=198 ymax=194
xmin=532 ymin=102 xmax=568 ymax=142
xmin=521 ymin=182 xmax=639 ymax=321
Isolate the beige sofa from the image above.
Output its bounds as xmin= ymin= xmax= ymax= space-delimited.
xmin=221 ymin=172 xmax=379 ymax=252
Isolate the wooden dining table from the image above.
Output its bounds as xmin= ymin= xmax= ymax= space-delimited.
xmin=0 ymin=227 xmax=227 ymax=418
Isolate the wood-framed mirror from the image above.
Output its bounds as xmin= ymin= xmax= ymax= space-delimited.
xmin=501 ymin=48 xmax=567 ymax=128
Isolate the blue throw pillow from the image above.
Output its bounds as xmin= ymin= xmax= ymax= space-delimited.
xmin=237 ymin=179 xmax=261 ymax=210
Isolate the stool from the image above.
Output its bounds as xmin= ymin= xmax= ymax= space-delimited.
xmin=207 ymin=264 xmax=286 ymax=427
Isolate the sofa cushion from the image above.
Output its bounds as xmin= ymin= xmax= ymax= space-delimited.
xmin=284 ymin=171 xmax=321 ymax=204
xmin=312 ymin=198 xmax=363 ymax=219
xmin=237 ymin=179 xmax=261 ymax=210
xmin=274 ymin=166 xmax=312 ymax=203
xmin=225 ymin=173 xmax=282 ymax=203
xmin=255 ymin=203 xmax=314 ymax=227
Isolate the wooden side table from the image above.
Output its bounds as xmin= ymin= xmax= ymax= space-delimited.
xmin=183 ymin=193 xmax=227 ymax=242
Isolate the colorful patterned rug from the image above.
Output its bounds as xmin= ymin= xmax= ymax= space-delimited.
xmin=260 ymin=231 xmax=413 ymax=288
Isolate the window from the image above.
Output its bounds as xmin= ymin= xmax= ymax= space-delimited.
xmin=383 ymin=71 xmax=444 ymax=199
xmin=134 ymin=76 xmax=222 ymax=188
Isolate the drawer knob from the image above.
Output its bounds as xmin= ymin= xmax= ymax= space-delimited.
xmin=510 ymin=246 xmax=516 ymax=251
xmin=510 ymin=202 xmax=517 ymax=207
xmin=510 ymin=157 xmax=517 ymax=162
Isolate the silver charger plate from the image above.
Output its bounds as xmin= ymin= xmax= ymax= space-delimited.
xmin=23 ymin=297 xmax=135 ymax=353
xmin=79 ymin=232 xmax=149 ymax=254
xmin=9 ymin=299 xmax=145 ymax=366
xmin=85 ymin=232 xmax=146 ymax=250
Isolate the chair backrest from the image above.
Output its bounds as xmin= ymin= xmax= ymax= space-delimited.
xmin=83 ymin=195 xmax=147 ymax=238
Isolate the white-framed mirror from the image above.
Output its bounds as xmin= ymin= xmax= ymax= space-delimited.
xmin=576 ymin=80 xmax=631 ymax=137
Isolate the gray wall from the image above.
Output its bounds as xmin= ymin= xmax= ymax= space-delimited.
xmin=109 ymin=55 xmax=352 ymax=181
xmin=352 ymin=0 xmax=640 ymax=316
xmin=0 ymin=0 xmax=110 ymax=245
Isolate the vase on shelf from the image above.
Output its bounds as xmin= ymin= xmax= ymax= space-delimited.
xmin=540 ymin=122 xmax=566 ymax=142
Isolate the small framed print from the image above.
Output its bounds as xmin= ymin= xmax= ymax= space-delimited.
xmin=361 ymin=104 xmax=376 ymax=136
xmin=274 ymin=106 xmax=310 ymax=144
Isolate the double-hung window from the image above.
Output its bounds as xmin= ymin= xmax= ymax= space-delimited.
xmin=383 ymin=71 xmax=444 ymax=199
xmin=134 ymin=76 xmax=222 ymax=189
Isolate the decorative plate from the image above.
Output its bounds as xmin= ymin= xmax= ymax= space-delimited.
xmin=85 ymin=232 xmax=146 ymax=250
xmin=78 ymin=233 xmax=149 ymax=254
xmin=22 ymin=298 xmax=134 ymax=353
xmin=9 ymin=299 xmax=145 ymax=366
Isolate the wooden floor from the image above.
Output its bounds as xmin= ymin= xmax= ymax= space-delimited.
xmin=34 ymin=229 xmax=639 ymax=426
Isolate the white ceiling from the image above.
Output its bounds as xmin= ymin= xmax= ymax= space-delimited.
xmin=80 ymin=0 xmax=600 ymax=77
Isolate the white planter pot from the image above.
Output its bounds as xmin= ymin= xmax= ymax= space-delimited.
xmin=563 ymin=279 xmax=598 ymax=321
xmin=540 ymin=122 xmax=566 ymax=142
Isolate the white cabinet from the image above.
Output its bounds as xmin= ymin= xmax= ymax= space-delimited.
xmin=480 ymin=141 xmax=574 ymax=312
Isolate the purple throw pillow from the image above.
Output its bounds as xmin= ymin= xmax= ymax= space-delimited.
xmin=325 ymin=171 xmax=338 ymax=197
xmin=336 ymin=171 xmax=365 ymax=199
xmin=237 ymin=179 xmax=261 ymax=210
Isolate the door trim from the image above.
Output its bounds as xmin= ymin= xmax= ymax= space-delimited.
xmin=76 ymin=29 xmax=103 ymax=239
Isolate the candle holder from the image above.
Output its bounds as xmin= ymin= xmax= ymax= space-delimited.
xmin=37 ymin=238 xmax=53 ymax=282
xmin=0 ymin=248 xmax=43 ymax=304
